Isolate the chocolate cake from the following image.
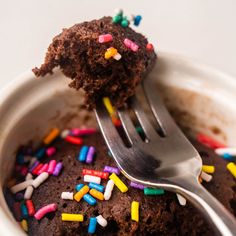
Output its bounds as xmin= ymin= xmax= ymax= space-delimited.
xmin=5 ymin=128 xmax=236 ymax=235
xmin=32 ymin=16 xmax=156 ymax=108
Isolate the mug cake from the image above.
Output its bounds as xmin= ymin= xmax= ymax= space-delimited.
xmin=3 ymin=9 xmax=236 ymax=236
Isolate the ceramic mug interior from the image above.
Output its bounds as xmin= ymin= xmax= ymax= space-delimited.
xmin=0 ymin=52 xmax=235 ymax=235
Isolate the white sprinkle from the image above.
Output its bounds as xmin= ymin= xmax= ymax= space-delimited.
xmin=201 ymin=171 xmax=213 ymax=182
xmin=24 ymin=173 xmax=34 ymax=199
xmin=32 ymin=172 xmax=49 ymax=188
xmin=29 ymin=157 xmax=37 ymax=167
xmin=25 ymin=173 xmax=33 ymax=181
xmin=104 ymin=180 xmax=114 ymax=200
xmin=176 ymin=194 xmax=187 ymax=206
xmin=10 ymin=179 xmax=33 ymax=194
xmin=215 ymin=147 xmax=236 ymax=156
xmin=61 ymin=192 xmax=74 ymax=200
xmin=60 ymin=129 xmax=70 ymax=139
xmin=96 ymin=215 xmax=108 ymax=227
xmin=24 ymin=185 xmax=34 ymax=199
xmin=113 ymin=53 xmax=122 ymax=61
xmin=84 ymin=175 xmax=101 ymax=184
xmin=114 ymin=8 xmax=123 ymax=16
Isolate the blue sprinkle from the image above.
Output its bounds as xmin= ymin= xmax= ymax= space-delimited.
xmin=35 ymin=148 xmax=46 ymax=160
xmin=88 ymin=183 xmax=104 ymax=192
xmin=77 ymin=146 xmax=89 ymax=162
xmin=16 ymin=154 xmax=25 ymax=165
xmin=108 ymin=151 xmax=112 ymax=157
xmin=222 ymin=153 xmax=234 ymax=161
xmin=134 ymin=15 xmax=142 ymax=26
xmin=21 ymin=203 xmax=28 ymax=219
xmin=88 ymin=217 xmax=97 ymax=234
xmin=83 ymin=194 xmax=96 ymax=206
xmin=75 ymin=184 xmax=84 ymax=192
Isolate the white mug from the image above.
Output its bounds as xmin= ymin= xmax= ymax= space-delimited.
xmin=0 ymin=52 xmax=235 ymax=235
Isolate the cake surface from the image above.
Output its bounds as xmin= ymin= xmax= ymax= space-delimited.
xmin=33 ymin=16 xmax=156 ymax=108
xmin=5 ymin=130 xmax=236 ymax=235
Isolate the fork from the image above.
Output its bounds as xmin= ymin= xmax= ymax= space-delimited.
xmin=94 ymin=78 xmax=236 ymax=236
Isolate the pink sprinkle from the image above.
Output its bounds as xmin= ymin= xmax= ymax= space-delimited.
xmin=124 ymin=38 xmax=139 ymax=52
xmin=46 ymin=147 xmax=56 ymax=157
xmin=47 ymin=160 xmax=57 ymax=174
xmin=37 ymin=163 xmax=49 ymax=175
xmin=98 ymin=34 xmax=113 ymax=43
xmin=124 ymin=38 xmax=132 ymax=48
xmin=131 ymin=43 xmax=139 ymax=52
xmin=71 ymin=128 xmax=97 ymax=136
xmin=34 ymin=203 xmax=57 ymax=220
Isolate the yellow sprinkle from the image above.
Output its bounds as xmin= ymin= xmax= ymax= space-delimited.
xmin=103 ymin=97 xmax=115 ymax=116
xmin=131 ymin=201 xmax=139 ymax=222
xmin=61 ymin=213 xmax=84 ymax=222
xmin=21 ymin=219 xmax=28 ymax=232
xmin=227 ymin=162 xmax=236 ymax=178
xmin=109 ymin=173 xmax=128 ymax=193
xmin=89 ymin=189 xmax=104 ymax=200
xmin=202 ymin=165 xmax=215 ymax=174
xmin=74 ymin=185 xmax=89 ymax=202
xmin=43 ymin=128 xmax=60 ymax=145
xmin=105 ymin=47 xmax=118 ymax=59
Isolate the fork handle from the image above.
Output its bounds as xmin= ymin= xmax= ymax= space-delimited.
xmin=175 ymin=177 xmax=236 ymax=236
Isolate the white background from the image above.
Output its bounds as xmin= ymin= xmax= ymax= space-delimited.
xmin=0 ymin=0 xmax=235 ymax=88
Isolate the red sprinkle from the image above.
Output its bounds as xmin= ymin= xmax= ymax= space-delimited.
xmin=71 ymin=128 xmax=97 ymax=136
xmin=20 ymin=166 xmax=28 ymax=176
xmin=15 ymin=165 xmax=22 ymax=172
xmin=111 ymin=116 xmax=122 ymax=127
xmin=197 ymin=133 xmax=226 ymax=149
xmin=37 ymin=163 xmax=49 ymax=175
xmin=146 ymin=43 xmax=154 ymax=51
xmin=31 ymin=163 xmax=43 ymax=175
xmin=65 ymin=136 xmax=83 ymax=145
xmin=82 ymin=169 xmax=109 ymax=179
xmin=26 ymin=200 xmax=35 ymax=216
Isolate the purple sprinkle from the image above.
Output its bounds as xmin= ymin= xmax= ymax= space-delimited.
xmin=15 ymin=192 xmax=24 ymax=201
xmin=103 ymin=166 xmax=120 ymax=175
xmin=86 ymin=147 xmax=95 ymax=164
xmin=29 ymin=161 xmax=40 ymax=172
xmin=53 ymin=162 xmax=63 ymax=176
xmin=130 ymin=181 xmax=145 ymax=190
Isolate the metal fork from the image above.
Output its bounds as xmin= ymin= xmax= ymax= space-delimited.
xmin=94 ymin=78 xmax=236 ymax=236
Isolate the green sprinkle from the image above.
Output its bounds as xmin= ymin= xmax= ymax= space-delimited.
xmin=121 ymin=20 xmax=129 ymax=27
xmin=136 ymin=126 xmax=144 ymax=134
xmin=144 ymin=188 xmax=165 ymax=195
xmin=112 ymin=15 xmax=122 ymax=24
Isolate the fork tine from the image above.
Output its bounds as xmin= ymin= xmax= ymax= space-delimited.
xmin=117 ymin=109 xmax=141 ymax=145
xmin=94 ymin=101 xmax=126 ymax=153
xmin=131 ymin=95 xmax=159 ymax=141
xmin=143 ymin=79 xmax=178 ymax=134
